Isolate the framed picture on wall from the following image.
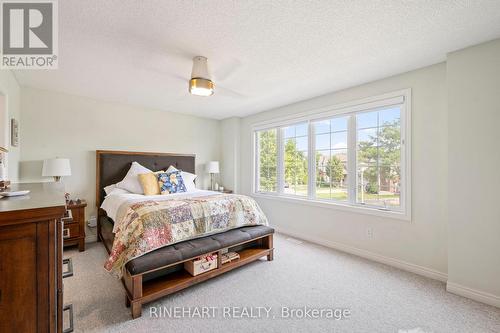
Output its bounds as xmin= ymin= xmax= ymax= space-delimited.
xmin=11 ymin=118 xmax=19 ymax=147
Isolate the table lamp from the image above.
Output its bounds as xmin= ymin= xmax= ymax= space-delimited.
xmin=205 ymin=161 xmax=219 ymax=190
xmin=42 ymin=158 xmax=71 ymax=182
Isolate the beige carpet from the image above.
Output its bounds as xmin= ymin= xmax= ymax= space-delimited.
xmin=64 ymin=234 xmax=500 ymax=333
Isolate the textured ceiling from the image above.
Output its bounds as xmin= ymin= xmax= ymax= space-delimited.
xmin=13 ymin=0 xmax=500 ymax=119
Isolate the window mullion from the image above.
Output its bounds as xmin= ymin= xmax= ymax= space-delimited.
xmin=400 ymin=103 xmax=407 ymax=214
xmin=277 ymin=127 xmax=285 ymax=194
xmin=308 ymin=121 xmax=315 ymax=200
xmin=347 ymin=115 xmax=357 ymax=204
xmin=255 ymin=132 xmax=260 ymax=192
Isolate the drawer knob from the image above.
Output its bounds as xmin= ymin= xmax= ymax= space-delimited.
xmin=62 ymin=258 xmax=73 ymax=278
xmin=63 ymin=228 xmax=70 ymax=239
xmin=63 ymin=304 xmax=74 ymax=333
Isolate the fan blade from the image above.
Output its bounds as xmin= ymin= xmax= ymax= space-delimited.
xmin=167 ymin=73 xmax=187 ymax=82
xmin=213 ymin=58 xmax=242 ymax=82
xmin=161 ymin=46 xmax=195 ymax=64
xmin=217 ymin=85 xmax=247 ymax=99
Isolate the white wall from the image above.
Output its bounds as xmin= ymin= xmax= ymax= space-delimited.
xmin=220 ymin=117 xmax=241 ymax=193
xmin=0 ymin=70 xmax=21 ymax=181
xmin=239 ymin=63 xmax=449 ymax=277
xmin=19 ymin=87 xmax=221 ymax=217
xmin=447 ymin=39 xmax=500 ymax=304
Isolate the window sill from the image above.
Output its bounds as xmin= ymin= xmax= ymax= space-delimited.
xmin=251 ymin=192 xmax=411 ymax=222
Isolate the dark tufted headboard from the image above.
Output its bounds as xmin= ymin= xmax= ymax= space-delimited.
xmin=95 ymin=150 xmax=195 ymax=207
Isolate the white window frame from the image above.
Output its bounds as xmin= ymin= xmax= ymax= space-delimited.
xmin=252 ymin=89 xmax=412 ymax=221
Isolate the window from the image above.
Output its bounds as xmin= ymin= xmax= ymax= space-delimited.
xmin=356 ymin=107 xmax=401 ymax=209
xmin=314 ymin=116 xmax=349 ymax=202
xmin=256 ymin=128 xmax=278 ymax=192
xmin=253 ymin=90 xmax=410 ymax=219
xmin=283 ymin=123 xmax=308 ymax=196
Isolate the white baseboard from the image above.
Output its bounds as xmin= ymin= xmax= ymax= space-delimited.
xmin=85 ymin=234 xmax=97 ymax=243
xmin=85 ymin=224 xmax=98 ymax=243
xmin=273 ymin=226 xmax=448 ymax=282
xmin=447 ymin=282 xmax=500 ymax=308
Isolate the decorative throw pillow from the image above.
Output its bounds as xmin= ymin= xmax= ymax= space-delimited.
xmin=165 ymin=165 xmax=197 ymax=191
xmin=138 ymin=172 xmax=164 ymax=195
xmin=116 ymin=162 xmax=152 ymax=194
xmin=157 ymin=171 xmax=187 ymax=194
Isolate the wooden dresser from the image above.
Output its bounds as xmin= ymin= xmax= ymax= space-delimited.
xmin=0 ymin=183 xmax=66 ymax=333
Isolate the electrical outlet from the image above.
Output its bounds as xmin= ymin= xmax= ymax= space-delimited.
xmin=87 ymin=215 xmax=97 ymax=227
xmin=366 ymin=227 xmax=374 ymax=239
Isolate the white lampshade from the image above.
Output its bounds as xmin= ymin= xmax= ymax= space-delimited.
xmin=42 ymin=158 xmax=71 ymax=179
xmin=205 ymin=161 xmax=219 ymax=174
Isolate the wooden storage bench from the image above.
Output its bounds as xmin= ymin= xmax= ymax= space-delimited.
xmin=100 ymin=217 xmax=274 ymax=319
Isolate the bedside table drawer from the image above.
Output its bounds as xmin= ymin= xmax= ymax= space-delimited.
xmin=63 ymin=223 xmax=80 ymax=240
xmin=65 ymin=200 xmax=87 ymax=252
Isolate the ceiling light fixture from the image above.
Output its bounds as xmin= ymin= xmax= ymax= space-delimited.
xmin=189 ymin=56 xmax=214 ymax=97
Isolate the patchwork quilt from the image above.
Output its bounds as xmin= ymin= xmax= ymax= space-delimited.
xmin=104 ymin=194 xmax=268 ymax=277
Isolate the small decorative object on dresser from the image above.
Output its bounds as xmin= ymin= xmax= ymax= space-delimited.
xmin=0 ymin=190 xmax=30 ymax=196
xmin=0 ymin=180 xmax=10 ymax=190
xmin=64 ymin=199 xmax=87 ymax=251
xmin=0 ymin=149 xmax=9 ymax=189
xmin=10 ymin=118 xmax=19 ymax=147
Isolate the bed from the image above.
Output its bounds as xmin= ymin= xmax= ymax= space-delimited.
xmin=96 ymin=150 xmax=274 ymax=318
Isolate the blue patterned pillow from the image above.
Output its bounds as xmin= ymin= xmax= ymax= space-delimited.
xmin=157 ymin=171 xmax=187 ymax=194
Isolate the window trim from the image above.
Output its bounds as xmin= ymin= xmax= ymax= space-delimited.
xmin=252 ymin=89 xmax=411 ymax=221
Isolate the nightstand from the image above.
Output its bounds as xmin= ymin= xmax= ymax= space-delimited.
xmin=64 ymin=200 xmax=87 ymax=252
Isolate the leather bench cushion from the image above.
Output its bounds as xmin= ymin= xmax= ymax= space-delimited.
xmin=125 ymin=225 xmax=274 ymax=275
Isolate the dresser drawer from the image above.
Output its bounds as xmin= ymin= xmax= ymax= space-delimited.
xmin=0 ymin=223 xmax=38 ymax=332
xmin=63 ymin=222 xmax=80 ymax=240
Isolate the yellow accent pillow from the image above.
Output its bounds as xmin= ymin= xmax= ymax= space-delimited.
xmin=138 ymin=171 xmax=163 ymax=195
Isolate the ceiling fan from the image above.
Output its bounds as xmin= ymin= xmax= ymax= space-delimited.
xmin=188 ymin=55 xmax=248 ymax=98
xmin=142 ymin=47 xmax=247 ymax=99
xmin=189 ymin=56 xmax=214 ymax=97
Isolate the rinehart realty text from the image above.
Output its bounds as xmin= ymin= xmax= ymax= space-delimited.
xmin=150 ymin=306 xmax=351 ymax=320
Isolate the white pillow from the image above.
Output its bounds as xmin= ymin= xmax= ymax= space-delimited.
xmin=116 ymin=162 xmax=152 ymax=194
xmin=166 ymin=165 xmax=197 ymax=191
xmin=182 ymin=171 xmax=197 ymax=191
xmin=104 ymin=183 xmax=117 ymax=195
xmin=166 ymin=165 xmax=178 ymax=173
xmin=106 ymin=187 xmax=130 ymax=196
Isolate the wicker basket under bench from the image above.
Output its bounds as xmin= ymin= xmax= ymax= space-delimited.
xmin=99 ymin=217 xmax=274 ymax=319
